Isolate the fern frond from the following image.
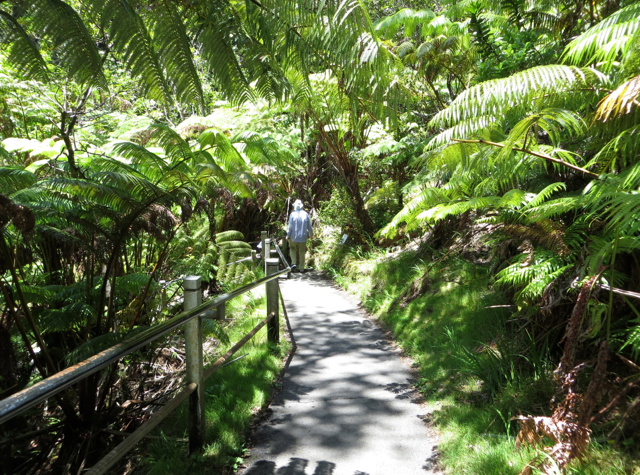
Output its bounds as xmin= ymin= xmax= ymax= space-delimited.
xmin=150 ymin=1 xmax=204 ymax=110
xmin=0 ymin=167 xmax=38 ymax=195
xmin=374 ymin=8 xmax=436 ymax=39
xmin=503 ymin=220 xmax=570 ymax=256
xmin=96 ymin=0 xmax=173 ymax=105
xmin=587 ymin=125 xmax=640 ymax=173
xmin=595 ymin=74 xmax=640 ymax=122
xmin=429 ymin=65 xmax=603 ymax=135
xmin=146 ymin=124 xmax=195 ymax=168
xmin=0 ymin=9 xmax=49 ymax=81
xmin=522 ymin=182 xmax=567 ymax=210
xmin=518 ymin=264 xmax=571 ymax=302
xmin=45 ymin=177 xmax=138 ymax=215
xmin=193 ymin=1 xmax=251 ymax=104
xmin=586 ymin=235 xmax=640 ymax=272
xmin=111 ymin=141 xmax=169 ymax=179
xmin=428 ymin=115 xmax=498 ymax=148
xmin=31 ymin=0 xmax=107 ymax=88
xmin=198 ymin=128 xmax=247 ymax=171
xmin=377 ymin=187 xmax=449 ymax=238
xmin=621 ymin=321 xmax=640 ymax=359
xmin=417 ymin=196 xmax=500 ymax=223
xmin=562 ymin=2 xmax=640 ymax=70
xmin=495 ymin=250 xmax=571 ymax=304
xmin=40 ymin=302 xmax=95 ymax=333
xmin=16 ymin=285 xmax=55 ymax=305
xmin=215 ymin=230 xmax=244 ymax=243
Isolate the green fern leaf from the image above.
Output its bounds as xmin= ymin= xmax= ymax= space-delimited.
xmin=150 ymin=0 xmax=204 ymax=111
xmin=0 ymin=167 xmax=38 ymax=195
xmin=429 ymin=65 xmax=603 ymax=139
xmin=95 ymin=0 xmax=173 ymax=104
xmin=193 ymin=1 xmax=252 ymax=104
xmin=0 ymin=9 xmax=49 ymax=81
xmin=30 ymin=0 xmax=108 ymax=88
xmin=215 ymin=230 xmax=244 ymax=243
xmin=563 ymin=2 xmax=640 ymax=70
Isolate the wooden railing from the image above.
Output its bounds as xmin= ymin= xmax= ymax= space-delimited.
xmin=0 ymin=236 xmax=290 ymax=474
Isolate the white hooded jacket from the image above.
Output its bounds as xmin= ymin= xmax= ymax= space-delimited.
xmin=287 ymin=200 xmax=313 ymax=243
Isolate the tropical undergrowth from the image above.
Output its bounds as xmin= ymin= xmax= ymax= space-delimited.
xmin=319 ymin=237 xmax=640 ymax=475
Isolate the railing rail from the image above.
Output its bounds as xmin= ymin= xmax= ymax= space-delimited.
xmin=0 ymin=234 xmax=291 ymax=474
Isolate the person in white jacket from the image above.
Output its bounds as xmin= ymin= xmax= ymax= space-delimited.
xmin=287 ymin=199 xmax=313 ymax=273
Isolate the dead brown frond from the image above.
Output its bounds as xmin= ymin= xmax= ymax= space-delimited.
xmin=131 ymin=204 xmax=178 ymax=240
xmin=0 ymin=194 xmax=36 ymax=234
xmin=595 ymin=74 xmax=640 ymax=122
xmin=516 ymin=276 xmax=611 ymax=474
xmin=518 ymin=239 xmax=535 ymax=267
xmin=515 ymin=414 xmax=591 ymax=473
xmin=504 ymin=219 xmax=570 ymax=257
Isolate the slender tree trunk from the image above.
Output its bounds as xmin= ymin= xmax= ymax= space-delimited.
xmin=343 ymin=165 xmax=375 ymax=236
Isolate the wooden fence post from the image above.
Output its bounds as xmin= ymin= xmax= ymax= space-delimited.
xmin=183 ymin=276 xmax=205 ymax=454
xmin=266 ymin=258 xmax=280 ymax=344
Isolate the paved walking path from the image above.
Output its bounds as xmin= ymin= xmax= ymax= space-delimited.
xmin=240 ymin=271 xmax=440 ymax=475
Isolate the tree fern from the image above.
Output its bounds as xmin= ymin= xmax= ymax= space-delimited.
xmin=374 ymin=8 xmax=436 ymax=39
xmin=586 ymin=124 xmax=640 ymax=173
xmin=621 ymin=319 xmax=640 ymax=359
xmin=191 ymin=0 xmax=252 ymax=104
xmin=216 ymin=230 xmax=244 ymax=243
xmin=524 ymin=195 xmax=580 ymax=220
xmin=15 ymin=284 xmax=55 ymax=306
xmin=378 ymin=187 xmax=450 ymax=238
xmin=40 ymin=302 xmax=95 ymax=334
xmin=214 ymin=230 xmax=255 ymax=286
xmin=495 ymin=250 xmax=571 ymax=306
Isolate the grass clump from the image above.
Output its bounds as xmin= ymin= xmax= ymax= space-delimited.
xmin=141 ymin=290 xmax=289 ymax=475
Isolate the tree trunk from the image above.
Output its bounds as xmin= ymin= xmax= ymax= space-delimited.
xmin=342 ymin=162 xmax=375 ymax=236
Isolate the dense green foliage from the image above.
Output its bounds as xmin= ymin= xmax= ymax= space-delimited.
xmin=2 ymin=0 xmax=640 ymax=473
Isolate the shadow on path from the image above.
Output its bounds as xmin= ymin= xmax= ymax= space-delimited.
xmin=241 ymin=271 xmax=439 ymax=475
xmin=243 ymin=458 xmax=338 ymax=475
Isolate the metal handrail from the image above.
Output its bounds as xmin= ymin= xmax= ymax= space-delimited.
xmin=0 ymin=266 xmax=290 ymax=425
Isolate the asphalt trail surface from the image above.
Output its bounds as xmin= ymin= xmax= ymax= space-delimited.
xmin=240 ymin=271 xmax=440 ymax=475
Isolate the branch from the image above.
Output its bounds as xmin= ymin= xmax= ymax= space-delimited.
xmin=451 ymin=138 xmax=599 ymax=178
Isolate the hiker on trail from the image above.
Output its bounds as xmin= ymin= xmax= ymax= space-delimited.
xmin=287 ymin=199 xmax=313 ymax=273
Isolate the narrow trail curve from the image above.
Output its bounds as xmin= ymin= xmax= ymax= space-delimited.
xmin=240 ymin=271 xmax=441 ymax=475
